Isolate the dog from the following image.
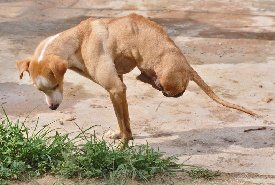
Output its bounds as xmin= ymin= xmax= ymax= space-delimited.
xmin=17 ymin=13 xmax=255 ymax=148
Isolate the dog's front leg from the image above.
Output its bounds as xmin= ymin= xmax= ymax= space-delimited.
xmin=108 ymin=80 xmax=133 ymax=148
xmin=136 ymin=73 xmax=163 ymax=91
xmin=84 ymin=25 xmax=132 ymax=148
xmin=91 ymin=60 xmax=133 ymax=148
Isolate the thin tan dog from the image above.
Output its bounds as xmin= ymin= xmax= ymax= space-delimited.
xmin=17 ymin=14 xmax=255 ymax=148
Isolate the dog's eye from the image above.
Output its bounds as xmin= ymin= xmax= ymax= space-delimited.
xmin=52 ymin=84 xmax=59 ymax=90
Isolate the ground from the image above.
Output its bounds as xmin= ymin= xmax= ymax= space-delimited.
xmin=0 ymin=0 xmax=275 ymax=184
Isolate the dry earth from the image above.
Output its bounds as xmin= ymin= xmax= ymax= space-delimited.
xmin=0 ymin=0 xmax=275 ymax=184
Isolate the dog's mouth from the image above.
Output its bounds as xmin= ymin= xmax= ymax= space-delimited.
xmin=162 ymin=90 xmax=185 ymax=98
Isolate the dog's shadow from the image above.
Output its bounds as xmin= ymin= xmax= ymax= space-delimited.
xmin=135 ymin=125 xmax=275 ymax=155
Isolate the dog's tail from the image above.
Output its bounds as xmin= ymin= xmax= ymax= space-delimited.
xmin=189 ymin=67 xmax=256 ymax=116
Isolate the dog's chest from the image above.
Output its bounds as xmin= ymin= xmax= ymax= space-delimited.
xmin=114 ymin=56 xmax=136 ymax=75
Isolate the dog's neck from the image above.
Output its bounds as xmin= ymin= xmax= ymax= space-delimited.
xmin=35 ymin=26 xmax=89 ymax=76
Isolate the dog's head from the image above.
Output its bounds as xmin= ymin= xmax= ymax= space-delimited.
xmin=16 ymin=55 xmax=68 ymax=110
xmin=156 ymin=55 xmax=190 ymax=98
xmin=159 ymin=69 xmax=189 ymax=98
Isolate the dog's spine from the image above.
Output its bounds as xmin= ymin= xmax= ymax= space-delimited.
xmin=189 ymin=67 xmax=256 ymax=116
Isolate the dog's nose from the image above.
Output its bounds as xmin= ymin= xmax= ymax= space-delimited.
xmin=49 ymin=104 xmax=59 ymax=110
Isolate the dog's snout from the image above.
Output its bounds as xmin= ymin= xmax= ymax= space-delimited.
xmin=49 ymin=104 xmax=59 ymax=110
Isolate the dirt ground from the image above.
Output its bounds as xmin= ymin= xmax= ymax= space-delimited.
xmin=1 ymin=0 xmax=275 ymax=184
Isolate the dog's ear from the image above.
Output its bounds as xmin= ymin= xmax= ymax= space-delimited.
xmin=49 ymin=58 xmax=68 ymax=83
xmin=16 ymin=58 xmax=31 ymax=79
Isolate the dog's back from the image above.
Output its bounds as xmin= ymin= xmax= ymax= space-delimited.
xmin=82 ymin=14 xmax=182 ymax=77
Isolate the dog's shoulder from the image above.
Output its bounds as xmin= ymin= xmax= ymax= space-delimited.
xmin=108 ymin=13 xmax=155 ymax=28
xmin=77 ymin=17 xmax=97 ymax=33
xmin=105 ymin=13 xmax=168 ymax=37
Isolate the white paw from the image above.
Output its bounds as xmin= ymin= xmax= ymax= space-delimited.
xmin=106 ymin=130 xmax=121 ymax=139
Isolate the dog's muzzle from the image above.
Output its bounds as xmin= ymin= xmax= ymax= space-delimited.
xmin=49 ymin=104 xmax=59 ymax=110
xmin=162 ymin=90 xmax=185 ymax=98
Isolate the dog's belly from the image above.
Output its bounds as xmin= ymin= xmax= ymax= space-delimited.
xmin=114 ymin=57 xmax=136 ymax=75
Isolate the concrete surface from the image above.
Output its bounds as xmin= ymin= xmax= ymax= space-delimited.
xmin=0 ymin=0 xmax=275 ymax=184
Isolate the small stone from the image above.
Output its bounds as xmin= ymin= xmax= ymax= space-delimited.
xmin=66 ymin=117 xmax=76 ymax=121
xmin=262 ymin=97 xmax=273 ymax=103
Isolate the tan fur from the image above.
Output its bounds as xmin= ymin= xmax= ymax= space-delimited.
xmin=16 ymin=14 xmax=255 ymax=148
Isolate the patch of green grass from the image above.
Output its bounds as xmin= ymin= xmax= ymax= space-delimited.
xmin=0 ymin=107 xmax=220 ymax=184
xmin=0 ymin=108 xmax=74 ymax=182
xmin=182 ymin=165 xmax=221 ymax=180
xmin=54 ymin=137 xmax=179 ymax=183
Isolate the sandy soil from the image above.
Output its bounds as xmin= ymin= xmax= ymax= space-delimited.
xmin=0 ymin=0 xmax=275 ymax=184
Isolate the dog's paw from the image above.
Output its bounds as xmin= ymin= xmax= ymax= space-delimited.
xmin=106 ymin=130 xmax=122 ymax=139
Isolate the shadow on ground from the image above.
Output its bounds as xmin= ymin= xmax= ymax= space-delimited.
xmin=138 ymin=126 xmax=275 ymax=155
